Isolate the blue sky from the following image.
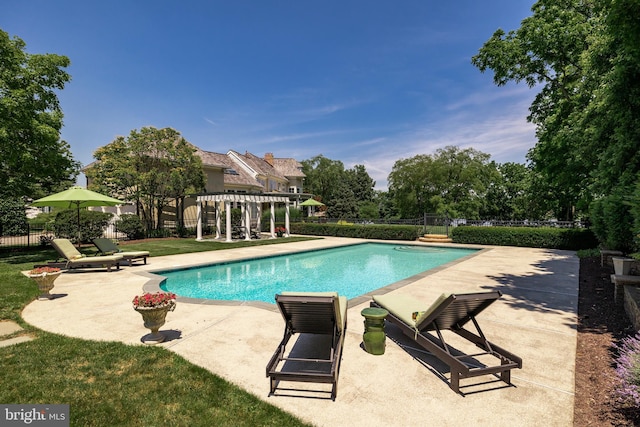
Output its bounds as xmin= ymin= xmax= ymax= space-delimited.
xmin=2 ymin=1 xmax=537 ymax=190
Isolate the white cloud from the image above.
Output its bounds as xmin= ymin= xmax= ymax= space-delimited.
xmin=353 ymin=98 xmax=537 ymax=191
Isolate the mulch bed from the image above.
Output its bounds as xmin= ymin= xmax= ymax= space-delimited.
xmin=575 ymin=256 xmax=640 ymax=426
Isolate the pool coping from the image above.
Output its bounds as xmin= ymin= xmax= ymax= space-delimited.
xmin=138 ymin=241 xmax=490 ymax=310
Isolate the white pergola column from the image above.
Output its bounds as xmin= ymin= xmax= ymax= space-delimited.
xmin=270 ymin=202 xmax=276 ymax=238
xmin=256 ymin=203 xmax=262 ymax=235
xmin=196 ymin=200 xmax=203 ymax=241
xmin=215 ymin=201 xmax=221 ymax=239
xmin=196 ymin=194 xmax=290 ymax=242
xmin=225 ymin=200 xmax=232 ymax=242
xmin=285 ymin=201 xmax=290 ymax=237
xmin=244 ymin=201 xmax=252 ymax=241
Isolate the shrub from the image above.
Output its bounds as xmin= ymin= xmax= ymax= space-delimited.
xmin=53 ymin=210 xmax=112 ymax=243
xmin=451 ymin=226 xmax=598 ymax=250
xmin=116 ymin=214 xmax=145 ymax=240
xmin=260 ymin=208 xmax=302 ymax=230
xmin=0 ymin=198 xmax=28 ymax=236
xmin=613 ymin=332 xmax=640 ymax=408
xmin=590 ymin=192 xmax=635 ymax=252
xmin=290 ymin=222 xmax=420 ymax=240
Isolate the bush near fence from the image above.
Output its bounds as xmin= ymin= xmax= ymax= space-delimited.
xmin=290 ymin=222 xmax=421 ymax=240
xmin=451 ymin=226 xmax=598 ymax=250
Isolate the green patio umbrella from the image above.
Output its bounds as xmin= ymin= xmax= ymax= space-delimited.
xmin=299 ymin=198 xmax=324 ymax=217
xmin=299 ymin=198 xmax=324 ymax=207
xmin=32 ymin=186 xmax=123 ymax=244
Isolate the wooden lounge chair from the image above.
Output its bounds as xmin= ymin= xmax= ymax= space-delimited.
xmin=371 ymin=291 xmax=522 ymax=394
xmin=92 ymin=238 xmax=149 ymax=266
xmin=50 ymin=238 xmax=123 ymax=272
xmin=266 ymin=292 xmax=348 ymax=400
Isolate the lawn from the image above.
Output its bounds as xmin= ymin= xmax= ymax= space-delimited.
xmin=0 ymin=237 xmax=317 ymax=426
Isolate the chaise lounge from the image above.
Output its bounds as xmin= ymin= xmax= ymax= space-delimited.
xmin=92 ymin=238 xmax=149 ymax=266
xmin=51 ymin=238 xmax=123 ymax=272
xmin=266 ymin=292 xmax=348 ymax=400
xmin=371 ymin=291 xmax=522 ymax=394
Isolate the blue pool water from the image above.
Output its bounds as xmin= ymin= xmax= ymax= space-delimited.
xmin=159 ymin=243 xmax=477 ymax=303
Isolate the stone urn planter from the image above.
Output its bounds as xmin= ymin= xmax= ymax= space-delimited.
xmin=27 ymin=267 xmax=62 ymax=300
xmin=612 ymin=257 xmax=635 ymax=276
xmin=133 ymin=292 xmax=176 ymax=344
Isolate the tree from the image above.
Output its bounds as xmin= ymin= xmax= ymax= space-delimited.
xmin=472 ymin=0 xmax=599 ymax=220
xmin=87 ymin=127 xmax=205 ymax=230
xmin=481 ymin=162 xmax=532 ymax=220
xmin=302 ymin=157 xmax=377 ymax=218
xmin=472 ymin=0 xmax=640 ymax=247
xmin=325 ymin=181 xmax=358 ymax=219
xmin=387 ymin=154 xmax=434 ymax=218
xmin=344 ymin=164 xmax=375 ymax=203
xmin=301 ymin=155 xmax=346 ymax=203
xmin=388 ymin=146 xmax=497 ymax=219
xmin=0 ymin=29 xmax=79 ymax=199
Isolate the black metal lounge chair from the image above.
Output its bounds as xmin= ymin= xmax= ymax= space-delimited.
xmin=92 ymin=238 xmax=149 ymax=266
xmin=266 ymin=292 xmax=348 ymax=400
xmin=50 ymin=238 xmax=122 ymax=272
xmin=371 ymin=291 xmax=522 ymax=394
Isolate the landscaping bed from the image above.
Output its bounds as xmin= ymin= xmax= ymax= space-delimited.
xmin=575 ymin=256 xmax=640 ymax=426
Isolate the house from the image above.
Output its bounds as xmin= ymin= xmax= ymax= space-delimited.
xmin=187 ymin=149 xmax=308 ymax=239
xmin=83 ymin=144 xmax=308 ymax=239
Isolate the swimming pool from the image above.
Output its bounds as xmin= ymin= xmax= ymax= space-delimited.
xmin=158 ymin=243 xmax=477 ymax=303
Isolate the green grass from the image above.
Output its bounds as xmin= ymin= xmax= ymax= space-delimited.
xmin=0 ymin=238 xmax=316 ymax=426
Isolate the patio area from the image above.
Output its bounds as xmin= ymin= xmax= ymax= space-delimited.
xmin=22 ymin=237 xmax=579 ymax=426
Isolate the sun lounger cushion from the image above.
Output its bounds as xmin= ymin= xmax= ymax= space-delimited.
xmin=51 ymin=238 xmax=123 ymax=268
xmin=372 ymin=293 xmax=445 ymax=326
xmin=280 ymin=291 xmax=347 ymax=332
xmin=415 ymin=293 xmax=451 ymax=326
xmin=93 ymin=238 xmax=149 ymax=258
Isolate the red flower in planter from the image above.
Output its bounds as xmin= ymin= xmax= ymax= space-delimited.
xmin=29 ymin=266 xmax=61 ymax=275
xmin=132 ymin=292 xmax=176 ymax=308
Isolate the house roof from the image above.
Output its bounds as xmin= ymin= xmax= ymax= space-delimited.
xmin=197 ymin=149 xmax=263 ymax=189
xmin=193 ymin=147 xmax=228 ymax=169
xmin=84 ymin=141 xmax=303 ymax=192
xmin=227 ymin=150 xmax=287 ymax=182
xmin=272 ymin=158 xmax=305 ymax=178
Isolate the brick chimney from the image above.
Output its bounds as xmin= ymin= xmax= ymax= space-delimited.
xmin=264 ymin=152 xmax=274 ymax=166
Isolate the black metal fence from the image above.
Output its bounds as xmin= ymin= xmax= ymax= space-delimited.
xmin=1 ymin=215 xmax=586 ymax=249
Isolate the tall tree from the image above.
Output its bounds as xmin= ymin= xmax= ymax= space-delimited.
xmin=0 ymin=29 xmax=79 ymax=199
xmin=586 ymin=0 xmax=640 ymax=194
xmin=472 ymin=0 xmax=599 ymax=220
xmin=344 ymin=164 xmax=375 ymax=203
xmin=473 ymin=0 xmax=640 ymax=246
xmin=387 ymin=154 xmax=434 ymax=218
xmin=301 ymin=155 xmax=345 ymax=203
xmin=481 ymin=162 xmax=532 ymax=220
xmin=388 ymin=146 xmax=497 ymax=219
xmin=87 ymin=127 xmax=205 ymax=230
xmin=325 ymin=181 xmax=358 ymax=220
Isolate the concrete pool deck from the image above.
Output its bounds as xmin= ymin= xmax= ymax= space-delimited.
xmin=22 ymin=237 xmax=579 ymax=426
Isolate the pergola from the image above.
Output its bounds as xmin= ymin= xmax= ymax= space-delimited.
xmin=195 ymin=193 xmax=292 ymax=242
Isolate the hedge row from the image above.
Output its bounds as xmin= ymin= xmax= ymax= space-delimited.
xmin=290 ymin=222 xmax=421 ymax=240
xmin=451 ymin=226 xmax=598 ymax=250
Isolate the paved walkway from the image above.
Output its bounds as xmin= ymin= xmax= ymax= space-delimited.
xmin=21 ymin=238 xmax=579 ymax=426
xmin=0 ymin=320 xmax=32 ymax=348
